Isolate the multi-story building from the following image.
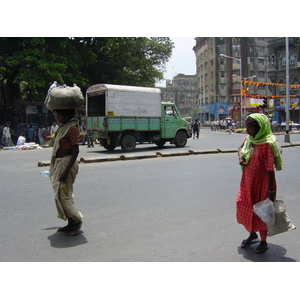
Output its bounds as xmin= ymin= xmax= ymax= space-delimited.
xmin=268 ymin=37 xmax=300 ymax=123
xmin=160 ymin=73 xmax=197 ymax=117
xmin=193 ymin=37 xmax=272 ymax=123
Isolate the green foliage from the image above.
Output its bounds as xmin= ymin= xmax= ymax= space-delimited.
xmin=0 ymin=37 xmax=174 ymax=106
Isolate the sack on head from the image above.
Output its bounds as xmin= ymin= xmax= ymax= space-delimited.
xmin=44 ymin=83 xmax=84 ymax=110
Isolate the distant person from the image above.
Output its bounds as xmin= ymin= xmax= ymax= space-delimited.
xmin=192 ymin=119 xmax=200 ymax=139
xmin=3 ymin=122 xmax=12 ymax=146
xmin=236 ymin=114 xmax=283 ymax=253
xmin=38 ymin=125 xmax=46 ymax=146
xmin=0 ymin=123 xmax=4 ymax=146
xmin=17 ymin=133 xmax=26 ymax=145
xmin=227 ymin=119 xmax=233 ymax=134
xmin=50 ymin=122 xmax=59 ymax=135
xmin=27 ymin=125 xmax=34 ymax=142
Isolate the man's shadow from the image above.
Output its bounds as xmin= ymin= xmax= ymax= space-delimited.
xmin=45 ymin=227 xmax=88 ymax=248
xmin=237 ymin=243 xmax=297 ymax=262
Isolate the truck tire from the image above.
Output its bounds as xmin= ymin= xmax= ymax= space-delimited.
xmin=174 ymin=131 xmax=187 ymax=147
xmin=121 ymin=134 xmax=136 ymax=152
xmin=101 ymin=139 xmax=116 ymax=151
xmin=155 ymin=140 xmax=166 ymax=148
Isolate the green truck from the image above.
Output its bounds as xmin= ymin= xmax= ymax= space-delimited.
xmin=86 ymin=84 xmax=190 ymax=152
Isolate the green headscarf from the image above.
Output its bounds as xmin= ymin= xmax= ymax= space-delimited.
xmin=240 ymin=113 xmax=283 ymax=171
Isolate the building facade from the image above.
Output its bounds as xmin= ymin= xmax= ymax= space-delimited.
xmin=268 ymin=37 xmax=300 ymax=123
xmin=160 ymin=73 xmax=197 ymax=117
xmin=193 ymin=37 xmax=273 ymax=123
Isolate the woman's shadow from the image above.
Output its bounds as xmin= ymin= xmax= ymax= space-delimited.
xmin=45 ymin=227 xmax=88 ymax=248
xmin=237 ymin=243 xmax=297 ymax=262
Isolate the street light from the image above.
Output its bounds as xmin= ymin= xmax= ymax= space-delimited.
xmin=220 ymin=53 xmax=244 ymax=125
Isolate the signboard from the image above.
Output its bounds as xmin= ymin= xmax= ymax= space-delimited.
xmin=25 ymin=105 xmax=37 ymax=114
xmin=250 ymin=98 xmax=263 ymax=106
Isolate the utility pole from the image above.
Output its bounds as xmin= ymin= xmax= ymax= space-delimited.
xmin=284 ymin=37 xmax=290 ymax=143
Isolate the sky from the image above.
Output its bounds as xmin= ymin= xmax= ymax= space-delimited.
xmin=161 ymin=37 xmax=196 ymax=85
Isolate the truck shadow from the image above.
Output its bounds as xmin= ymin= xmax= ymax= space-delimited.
xmin=85 ymin=144 xmax=194 ymax=155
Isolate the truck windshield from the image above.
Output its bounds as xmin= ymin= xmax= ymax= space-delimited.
xmin=164 ymin=105 xmax=178 ymax=117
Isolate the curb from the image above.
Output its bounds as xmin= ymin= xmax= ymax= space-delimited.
xmin=37 ymin=142 xmax=300 ymax=167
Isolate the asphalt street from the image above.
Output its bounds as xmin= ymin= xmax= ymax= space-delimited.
xmin=1 ymin=128 xmax=299 ymax=263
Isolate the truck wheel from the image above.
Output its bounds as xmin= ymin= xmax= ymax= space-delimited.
xmin=102 ymin=139 xmax=116 ymax=151
xmin=121 ymin=134 xmax=136 ymax=152
xmin=155 ymin=140 xmax=166 ymax=148
xmin=174 ymin=131 xmax=187 ymax=147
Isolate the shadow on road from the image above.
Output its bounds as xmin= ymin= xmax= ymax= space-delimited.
xmin=47 ymin=231 xmax=88 ymax=248
xmin=237 ymin=243 xmax=296 ymax=262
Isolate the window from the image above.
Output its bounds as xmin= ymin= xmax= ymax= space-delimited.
xmin=290 ymin=53 xmax=296 ymax=65
xmin=233 ymin=83 xmax=240 ymax=89
xmin=88 ymin=93 xmax=106 ymax=116
xmin=220 ymin=84 xmax=226 ymax=90
xmin=257 ymin=46 xmax=265 ymax=53
xmin=232 ymin=45 xmax=240 ymax=52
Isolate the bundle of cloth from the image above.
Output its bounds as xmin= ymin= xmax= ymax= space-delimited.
xmin=44 ymin=82 xmax=84 ymax=110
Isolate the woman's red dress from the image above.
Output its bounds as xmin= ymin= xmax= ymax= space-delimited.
xmin=236 ymin=143 xmax=276 ymax=233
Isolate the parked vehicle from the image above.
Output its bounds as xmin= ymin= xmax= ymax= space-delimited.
xmin=281 ymin=121 xmax=300 ymax=129
xmin=86 ymin=84 xmax=190 ymax=151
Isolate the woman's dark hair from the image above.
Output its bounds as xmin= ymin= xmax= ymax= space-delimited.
xmin=54 ymin=109 xmax=76 ymax=119
xmin=245 ymin=116 xmax=260 ymax=131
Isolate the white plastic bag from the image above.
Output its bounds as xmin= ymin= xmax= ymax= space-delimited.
xmin=267 ymin=200 xmax=296 ymax=236
xmin=253 ymin=198 xmax=275 ymax=225
xmin=44 ymin=84 xmax=84 ymax=110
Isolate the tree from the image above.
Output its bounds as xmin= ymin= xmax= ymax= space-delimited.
xmin=78 ymin=37 xmax=173 ymax=87
xmin=0 ymin=37 xmax=173 ymax=111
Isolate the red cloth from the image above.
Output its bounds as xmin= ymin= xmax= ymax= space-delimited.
xmin=59 ymin=126 xmax=79 ymax=150
xmin=236 ymin=143 xmax=276 ymax=233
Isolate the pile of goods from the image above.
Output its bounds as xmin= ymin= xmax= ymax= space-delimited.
xmin=44 ymin=82 xmax=84 ymax=110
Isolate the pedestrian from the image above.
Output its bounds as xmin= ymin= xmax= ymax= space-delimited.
xmin=49 ymin=108 xmax=83 ymax=236
xmin=227 ymin=119 xmax=233 ymax=134
xmin=236 ymin=113 xmax=283 ymax=253
xmin=3 ymin=122 xmax=13 ymax=146
xmin=0 ymin=123 xmax=4 ymax=146
xmin=192 ymin=119 xmax=200 ymax=139
xmin=50 ymin=122 xmax=59 ymax=135
xmin=27 ymin=124 xmax=34 ymax=142
xmin=81 ymin=126 xmax=94 ymax=148
xmin=16 ymin=132 xmax=26 ymax=145
xmin=38 ymin=125 xmax=46 ymax=146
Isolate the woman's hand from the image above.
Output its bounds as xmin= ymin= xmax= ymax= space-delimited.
xmin=59 ymin=169 xmax=69 ymax=182
xmin=239 ymin=157 xmax=246 ymax=166
xmin=268 ymin=190 xmax=275 ymax=201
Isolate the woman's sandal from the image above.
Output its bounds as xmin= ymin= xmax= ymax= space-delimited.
xmin=241 ymin=232 xmax=259 ymax=248
xmin=255 ymin=242 xmax=269 ymax=254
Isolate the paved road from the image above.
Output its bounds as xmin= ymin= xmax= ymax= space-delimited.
xmin=0 ymin=128 xmax=299 ymax=262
